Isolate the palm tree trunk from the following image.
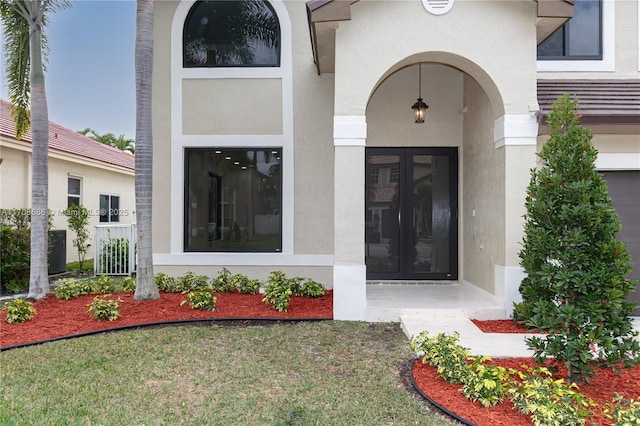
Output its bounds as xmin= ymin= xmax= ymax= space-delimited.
xmin=27 ymin=11 xmax=50 ymax=300
xmin=134 ymin=0 xmax=159 ymax=300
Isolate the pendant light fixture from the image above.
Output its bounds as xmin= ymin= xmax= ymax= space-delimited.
xmin=411 ymin=63 xmax=429 ymax=123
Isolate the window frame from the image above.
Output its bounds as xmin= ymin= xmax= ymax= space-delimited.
xmin=182 ymin=0 xmax=281 ymax=69
xmin=99 ymin=194 xmax=121 ymax=223
xmin=183 ymin=147 xmax=283 ymax=253
xmin=67 ymin=176 xmax=82 ymax=207
xmin=537 ymin=0 xmax=603 ymax=61
xmin=537 ymin=0 xmax=614 ymax=72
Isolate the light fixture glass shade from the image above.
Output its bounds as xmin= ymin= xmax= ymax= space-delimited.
xmin=412 ymin=98 xmax=428 ymax=123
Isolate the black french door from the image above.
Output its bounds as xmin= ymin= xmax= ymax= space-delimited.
xmin=365 ymin=147 xmax=458 ymax=280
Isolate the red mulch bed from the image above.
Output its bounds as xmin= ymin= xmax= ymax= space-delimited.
xmin=0 ymin=291 xmax=333 ymax=348
xmin=413 ymin=319 xmax=640 ymax=425
xmin=471 ymin=319 xmax=532 ymax=333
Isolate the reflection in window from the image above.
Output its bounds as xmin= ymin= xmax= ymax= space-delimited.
xmin=538 ymin=0 xmax=602 ymax=60
xmin=100 ymin=194 xmax=120 ymax=223
xmin=68 ymin=177 xmax=81 ymax=207
xmin=183 ymin=0 xmax=280 ymax=67
xmin=185 ymin=149 xmax=282 ymax=252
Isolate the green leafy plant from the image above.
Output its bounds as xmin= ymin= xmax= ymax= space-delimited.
xmin=3 ymin=298 xmax=37 ymax=323
xmin=518 ymin=94 xmax=640 ymax=382
xmin=210 ymin=268 xmax=235 ymax=293
xmin=230 ymin=272 xmax=261 ymax=294
xmin=507 ymin=366 xmax=595 ymax=426
xmin=297 ymin=279 xmax=325 ymax=298
xmin=262 ymin=271 xmax=294 ymax=312
xmin=87 ymin=295 xmax=122 ymax=321
xmin=155 ymin=273 xmax=179 ymax=292
xmin=118 ymin=276 xmax=137 ymax=292
xmin=603 ymin=394 xmax=640 ymax=425
xmin=0 ymin=226 xmax=30 ymax=294
xmin=410 ymin=331 xmax=470 ymax=385
xmin=64 ymin=205 xmax=90 ymax=272
xmin=178 ymin=271 xmax=209 ymax=292
xmin=180 ymin=286 xmax=217 ymax=311
xmin=53 ymin=276 xmax=117 ymax=300
xmin=460 ymin=356 xmax=508 ymax=408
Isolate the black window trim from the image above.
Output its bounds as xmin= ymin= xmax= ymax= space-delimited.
xmin=183 ymin=147 xmax=283 ymax=253
xmin=182 ymin=0 xmax=281 ymax=69
xmin=537 ymin=0 xmax=603 ymax=61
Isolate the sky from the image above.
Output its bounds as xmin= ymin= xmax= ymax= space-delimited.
xmin=1 ymin=1 xmax=137 ymax=140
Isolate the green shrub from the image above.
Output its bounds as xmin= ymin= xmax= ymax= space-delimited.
xmin=53 ymin=276 xmax=117 ymax=300
xmin=3 ymin=298 xmax=37 ymax=324
xmin=0 ymin=227 xmax=30 ymax=294
xmin=210 ymin=268 xmax=235 ymax=293
xmin=262 ymin=271 xmax=294 ymax=312
xmin=518 ymin=95 xmax=639 ymax=382
xmin=460 ymin=356 xmax=509 ymax=408
xmin=155 ymin=273 xmax=179 ymax=292
xmin=604 ymin=394 xmax=640 ymax=425
xmin=180 ymin=286 xmax=217 ymax=311
xmin=118 ymin=277 xmax=137 ymax=292
xmin=230 ymin=273 xmax=261 ymax=295
xmin=297 ymin=279 xmax=325 ymax=298
xmin=64 ymin=205 xmax=90 ymax=273
xmin=507 ymin=366 xmax=595 ymax=426
xmin=410 ymin=331 xmax=470 ymax=385
xmin=178 ymin=271 xmax=209 ymax=292
xmin=87 ymin=295 xmax=122 ymax=321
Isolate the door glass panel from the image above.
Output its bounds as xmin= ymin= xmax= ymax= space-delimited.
xmin=411 ymin=154 xmax=450 ymax=274
xmin=365 ymin=154 xmax=400 ymax=274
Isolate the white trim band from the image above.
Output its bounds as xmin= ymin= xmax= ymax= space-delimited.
xmin=596 ymin=153 xmax=640 ymax=170
xmin=494 ymin=114 xmax=538 ymax=149
xmin=154 ymin=253 xmax=335 ymax=266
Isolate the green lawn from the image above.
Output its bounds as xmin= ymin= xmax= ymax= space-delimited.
xmin=0 ymin=321 xmax=454 ymax=425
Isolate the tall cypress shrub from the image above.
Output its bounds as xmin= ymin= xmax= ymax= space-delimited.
xmin=517 ymin=94 xmax=639 ymax=383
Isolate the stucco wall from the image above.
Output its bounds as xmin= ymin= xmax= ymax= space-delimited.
xmin=367 ymin=64 xmax=463 ymax=147
xmin=152 ymin=0 xmax=335 ymax=284
xmin=0 ymin=142 xmax=135 ymax=264
xmin=333 ymin=0 xmax=538 ymax=117
xmin=462 ymin=75 xmax=505 ymax=293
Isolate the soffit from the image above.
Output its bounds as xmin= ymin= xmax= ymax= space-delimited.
xmin=306 ymin=0 xmax=574 ymax=75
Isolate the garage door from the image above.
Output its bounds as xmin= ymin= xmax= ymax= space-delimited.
xmin=601 ymin=171 xmax=640 ymax=316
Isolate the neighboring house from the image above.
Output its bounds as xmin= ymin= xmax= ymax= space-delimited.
xmin=152 ymin=0 xmax=640 ymax=320
xmin=0 ymin=99 xmax=135 ymax=267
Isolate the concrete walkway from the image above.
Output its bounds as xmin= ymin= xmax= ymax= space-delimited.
xmin=366 ymin=282 xmax=640 ymax=358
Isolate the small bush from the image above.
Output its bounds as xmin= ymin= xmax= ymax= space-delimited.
xmin=118 ymin=277 xmax=137 ymax=292
xmin=604 ymin=394 xmax=640 ymax=425
xmin=460 ymin=356 xmax=509 ymax=408
xmin=155 ymin=273 xmax=179 ymax=292
xmin=410 ymin=331 xmax=471 ymax=385
xmin=181 ymin=286 xmax=217 ymax=311
xmin=87 ymin=295 xmax=122 ymax=321
xmin=0 ymin=227 xmax=30 ymax=294
xmin=53 ymin=276 xmax=117 ymax=300
xmin=210 ymin=268 xmax=235 ymax=293
xmin=297 ymin=279 xmax=325 ymax=298
xmin=262 ymin=271 xmax=294 ymax=312
xmin=3 ymin=298 xmax=37 ymax=324
xmin=507 ymin=366 xmax=595 ymax=426
xmin=229 ymin=272 xmax=261 ymax=294
xmin=178 ymin=271 xmax=209 ymax=292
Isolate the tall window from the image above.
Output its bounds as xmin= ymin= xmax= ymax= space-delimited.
xmin=183 ymin=0 xmax=280 ymax=67
xmin=100 ymin=195 xmax=120 ymax=223
xmin=185 ymin=148 xmax=282 ymax=252
xmin=538 ymin=0 xmax=602 ymax=60
xmin=68 ymin=177 xmax=81 ymax=207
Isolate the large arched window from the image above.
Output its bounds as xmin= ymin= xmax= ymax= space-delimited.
xmin=183 ymin=0 xmax=280 ymax=67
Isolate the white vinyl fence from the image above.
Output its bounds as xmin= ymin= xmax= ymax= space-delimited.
xmin=94 ymin=224 xmax=137 ymax=276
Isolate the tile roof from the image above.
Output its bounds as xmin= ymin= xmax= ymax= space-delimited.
xmin=537 ymin=80 xmax=640 ymax=125
xmin=0 ymin=99 xmax=134 ymax=171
